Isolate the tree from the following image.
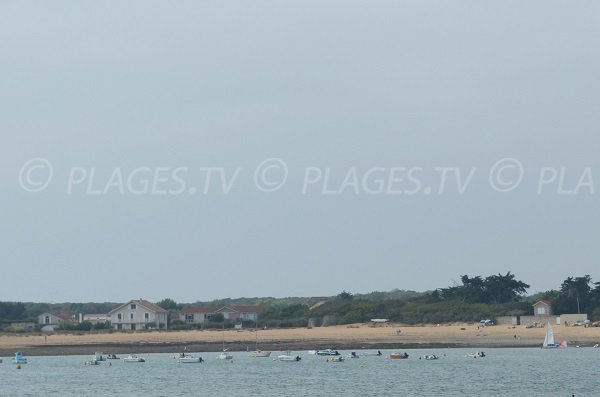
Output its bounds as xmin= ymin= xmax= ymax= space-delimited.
xmin=156 ymin=298 xmax=180 ymax=311
xmin=559 ymin=275 xmax=592 ymax=314
xmin=337 ymin=291 xmax=353 ymax=300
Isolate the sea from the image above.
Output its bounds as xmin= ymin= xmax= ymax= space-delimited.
xmin=1 ymin=348 xmax=598 ymax=396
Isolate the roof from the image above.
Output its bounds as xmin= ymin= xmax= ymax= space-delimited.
xmin=181 ymin=307 xmax=216 ymax=314
xmin=108 ymin=299 xmax=168 ymax=314
xmin=533 ymin=300 xmax=552 ymax=306
xmin=216 ymin=305 xmax=262 ymax=313
xmin=41 ymin=311 xmax=72 ymax=320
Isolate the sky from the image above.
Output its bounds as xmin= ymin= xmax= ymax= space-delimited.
xmin=1 ymin=1 xmax=600 ymax=303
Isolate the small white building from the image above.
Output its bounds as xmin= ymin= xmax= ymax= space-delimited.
xmin=37 ymin=312 xmax=74 ymax=331
xmin=108 ymin=299 xmax=168 ymax=330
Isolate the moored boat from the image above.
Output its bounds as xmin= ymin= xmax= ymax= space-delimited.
xmin=326 ymin=356 xmax=344 ymax=362
xmin=421 ymin=354 xmax=439 ymax=360
xmin=123 ymin=354 xmax=146 ymax=363
xmin=466 ymin=351 xmax=486 ymax=358
xmin=249 ymin=350 xmax=271 ymax=357
xmin=177 ymin=354 xmax=203 ymax=363
xmin=347 ymin=352 xmax=359 ymax=359
xmin=106 ymin=354 xmax=119 ymax=360
xmin=277 ymin=351 xmax=301 ymax=361
xmin=217 ymin=352 xmax=233 ymax=360
xmin=315 ymin=349 xmax=340 ymax=356
xmin=363 ymin=350 xmax=383 ymax=357
xmin=389 ymin=352 xmax=409 ymax=359
xmin=13 ymin=352 xmax=28 ymax=364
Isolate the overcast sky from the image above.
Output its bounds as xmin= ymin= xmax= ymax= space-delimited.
xmin=2 ymin=1 xmax=599 ymax=303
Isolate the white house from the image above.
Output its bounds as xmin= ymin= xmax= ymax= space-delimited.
xmin=37 ymin=312 xmax=74 ymax=331
xmin=178 ymin=305 xmax=261 ymax=324
xmin=108 ymin=299 xmax=168 ymax=330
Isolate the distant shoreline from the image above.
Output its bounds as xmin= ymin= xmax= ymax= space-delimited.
xmin=2 ymin=324 xmax=599 ymax=357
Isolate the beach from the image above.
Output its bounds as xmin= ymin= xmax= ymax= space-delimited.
xmin=2 ymin=323 xmax=599 ymax=356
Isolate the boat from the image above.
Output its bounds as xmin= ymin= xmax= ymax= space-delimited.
xmin=85 ymin=358 xmax=101 ymax=365
xmin=315 ymin=349 xmax=340 ymax=356
xmin=594 ymin=344 xmax=599 ymax=348
xmin=277 ymin=351 xmax=301 ymax=361
xmin=389 ymin=352 xmax=409 ymax=359
xmin=347 ymin=352 xmax=359 ymax=359
xmin=249 ymin=329 xmax=271 ymax=357
xmin=13 ymin=352 xmax=28 ymax=364
xmin=466 ymin=352 xmax=486 ymax=358
xmin=326 ymin=356 xmax=344 ymax=362
xmin=177 ymin=353 xmax=203 ymax=363
xmin=123 ymin=354 xmax=146 ymax=363
xmin=217 ymin=324 xmax=233 ymax=360
xmin=421 ymin=354 xmax=439 ymax=360
xmin=217 ymin=351 xmax=233 ymax=360
xmin=362 ymin=350 xmax=383 ymax=357
xmin=542 ymin=321 xmax=560 ymax=348
xmin=92 ymin=352 xmax=105 ymax=361
xmin=307 ymin=350 xmax=318 ymax=355
xmin=106 ymin=354 xmax=119 ymax=359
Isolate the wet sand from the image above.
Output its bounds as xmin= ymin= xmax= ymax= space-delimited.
xmin=1 ymin=323 xmax=599 ymax=356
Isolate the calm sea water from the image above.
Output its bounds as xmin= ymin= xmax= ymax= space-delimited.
xmin=1 ymin=348 xmax=599 ymax=396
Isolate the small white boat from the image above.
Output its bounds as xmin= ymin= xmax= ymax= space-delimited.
xmin=326 ymin=356 xmax=344 ymax=362
xmin=92 ymin=352 xmax=105 ymax=361
xmin=347 ymin=352 xmax=359 ymax=359
xmin=106 ymin=354 xmax=119 ymax=360
xmin=249 ymin=350 xmax=271 ymax=357
xmin=13 ymin=352 xmax=28 ymax=364
xmin=542 ymin=321 xmax=560 ymax=348
xmin=177 ymin=354 xmax=203 ymax=363
xmin=315 ymin=349 xmax=340 ymax=356
xmin=362 ymin=350 xmax=383 ymax=357
xmin=217 ymin=352 xmax=233 ymax=360
xmin=421 ymin=354 xmax=439 ymax=360
xmin=85 ymin=359 xmax=101 ymax=366
xmin=594 ymin=344 xmax=599 ymax=348
xmin=277 ymin=351 xmax=301 ymax=361
xmin=307 ymin=350 xmax=318 ymax=355
xmin=466 ymin=352 xmax=486 ymax=358
xmin=389 ymin=353 xmax=409 ymax=359
xmin=123 ymin=354 xmax=146 ymax=363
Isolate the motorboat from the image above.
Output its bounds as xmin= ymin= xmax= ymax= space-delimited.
xmin=85 ymin=358 xmax=101 ymax=365
xmin=92 ymin=352 xmax=105 ymax=361
xmin=389 ymin=353 xmax=409 ymax=359
xmin=106 ymin=354 xmax=119 ymax=359
xmin=277 ymin=351 xmax=301 ymax=361
xmin=13 ymin=352 xmax=28 ymax=364
xmin=347 ymin=352 xmax=359 ymax=359
xmin=326 ymin=356 xmax=344 ymax=362
xmin=249 ymin=350 xmax=271 ymax=358
xmin=421 ymin=354 xmax=439 ymax=360
xmin=594 ymin=344 xmax=599 ymax=348
xmin=217 ymin=352 xmax=233 ymax=360
xmin=177 ymin=354 xmax=203 ymax=363
xmin=363 ymin=350 xmax=383 ymax=357
xmin=315 ymin=349 xmax=340 ymax=356
xmin=123 ymin=354 xmax=146 ymax=363
xmin=466 ymin=352 xmax=486 ymax=358
xmin=307 ymin=350 xmax=318 ymax=355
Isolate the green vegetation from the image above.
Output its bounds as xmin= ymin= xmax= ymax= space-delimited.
xmin=2 ymin=272 xmax=600 ymax=332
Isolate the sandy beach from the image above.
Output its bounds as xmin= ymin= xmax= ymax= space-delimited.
xmin=2 ymin=323 xmax=600 ymax=356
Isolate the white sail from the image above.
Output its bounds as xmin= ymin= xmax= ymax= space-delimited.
xmin=543 ymin=321 xmax=555 ymax=347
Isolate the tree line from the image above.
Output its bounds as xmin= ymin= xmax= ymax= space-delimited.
xmin=2 ymin=273 xmax=600 ymax=329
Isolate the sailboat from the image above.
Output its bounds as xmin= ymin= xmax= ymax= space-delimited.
xmin=542 ymin=321 xmax=560 ymax=348
xmin=249 ymin=328 xmax=271 ymax=357
xmin=217 ymin=323 xmax=233 ymax=360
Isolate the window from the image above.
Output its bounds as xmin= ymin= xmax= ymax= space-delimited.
xmin=117 ymin=324 xmax=122 ymax=330
xmin=144 ymin=313 xmax=149 ymax=320
xmin=186 ymin=314 xmax=194 ymax=323
xmin=130 ymin=313 xmax=134 ymax=320
xmin=45 ymin=316 xmax=50 ymax=325
xmin=117 ymin=313 xmax=122 ymax=321
xmin=130 ymin=304 xmax=136 ymax=309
